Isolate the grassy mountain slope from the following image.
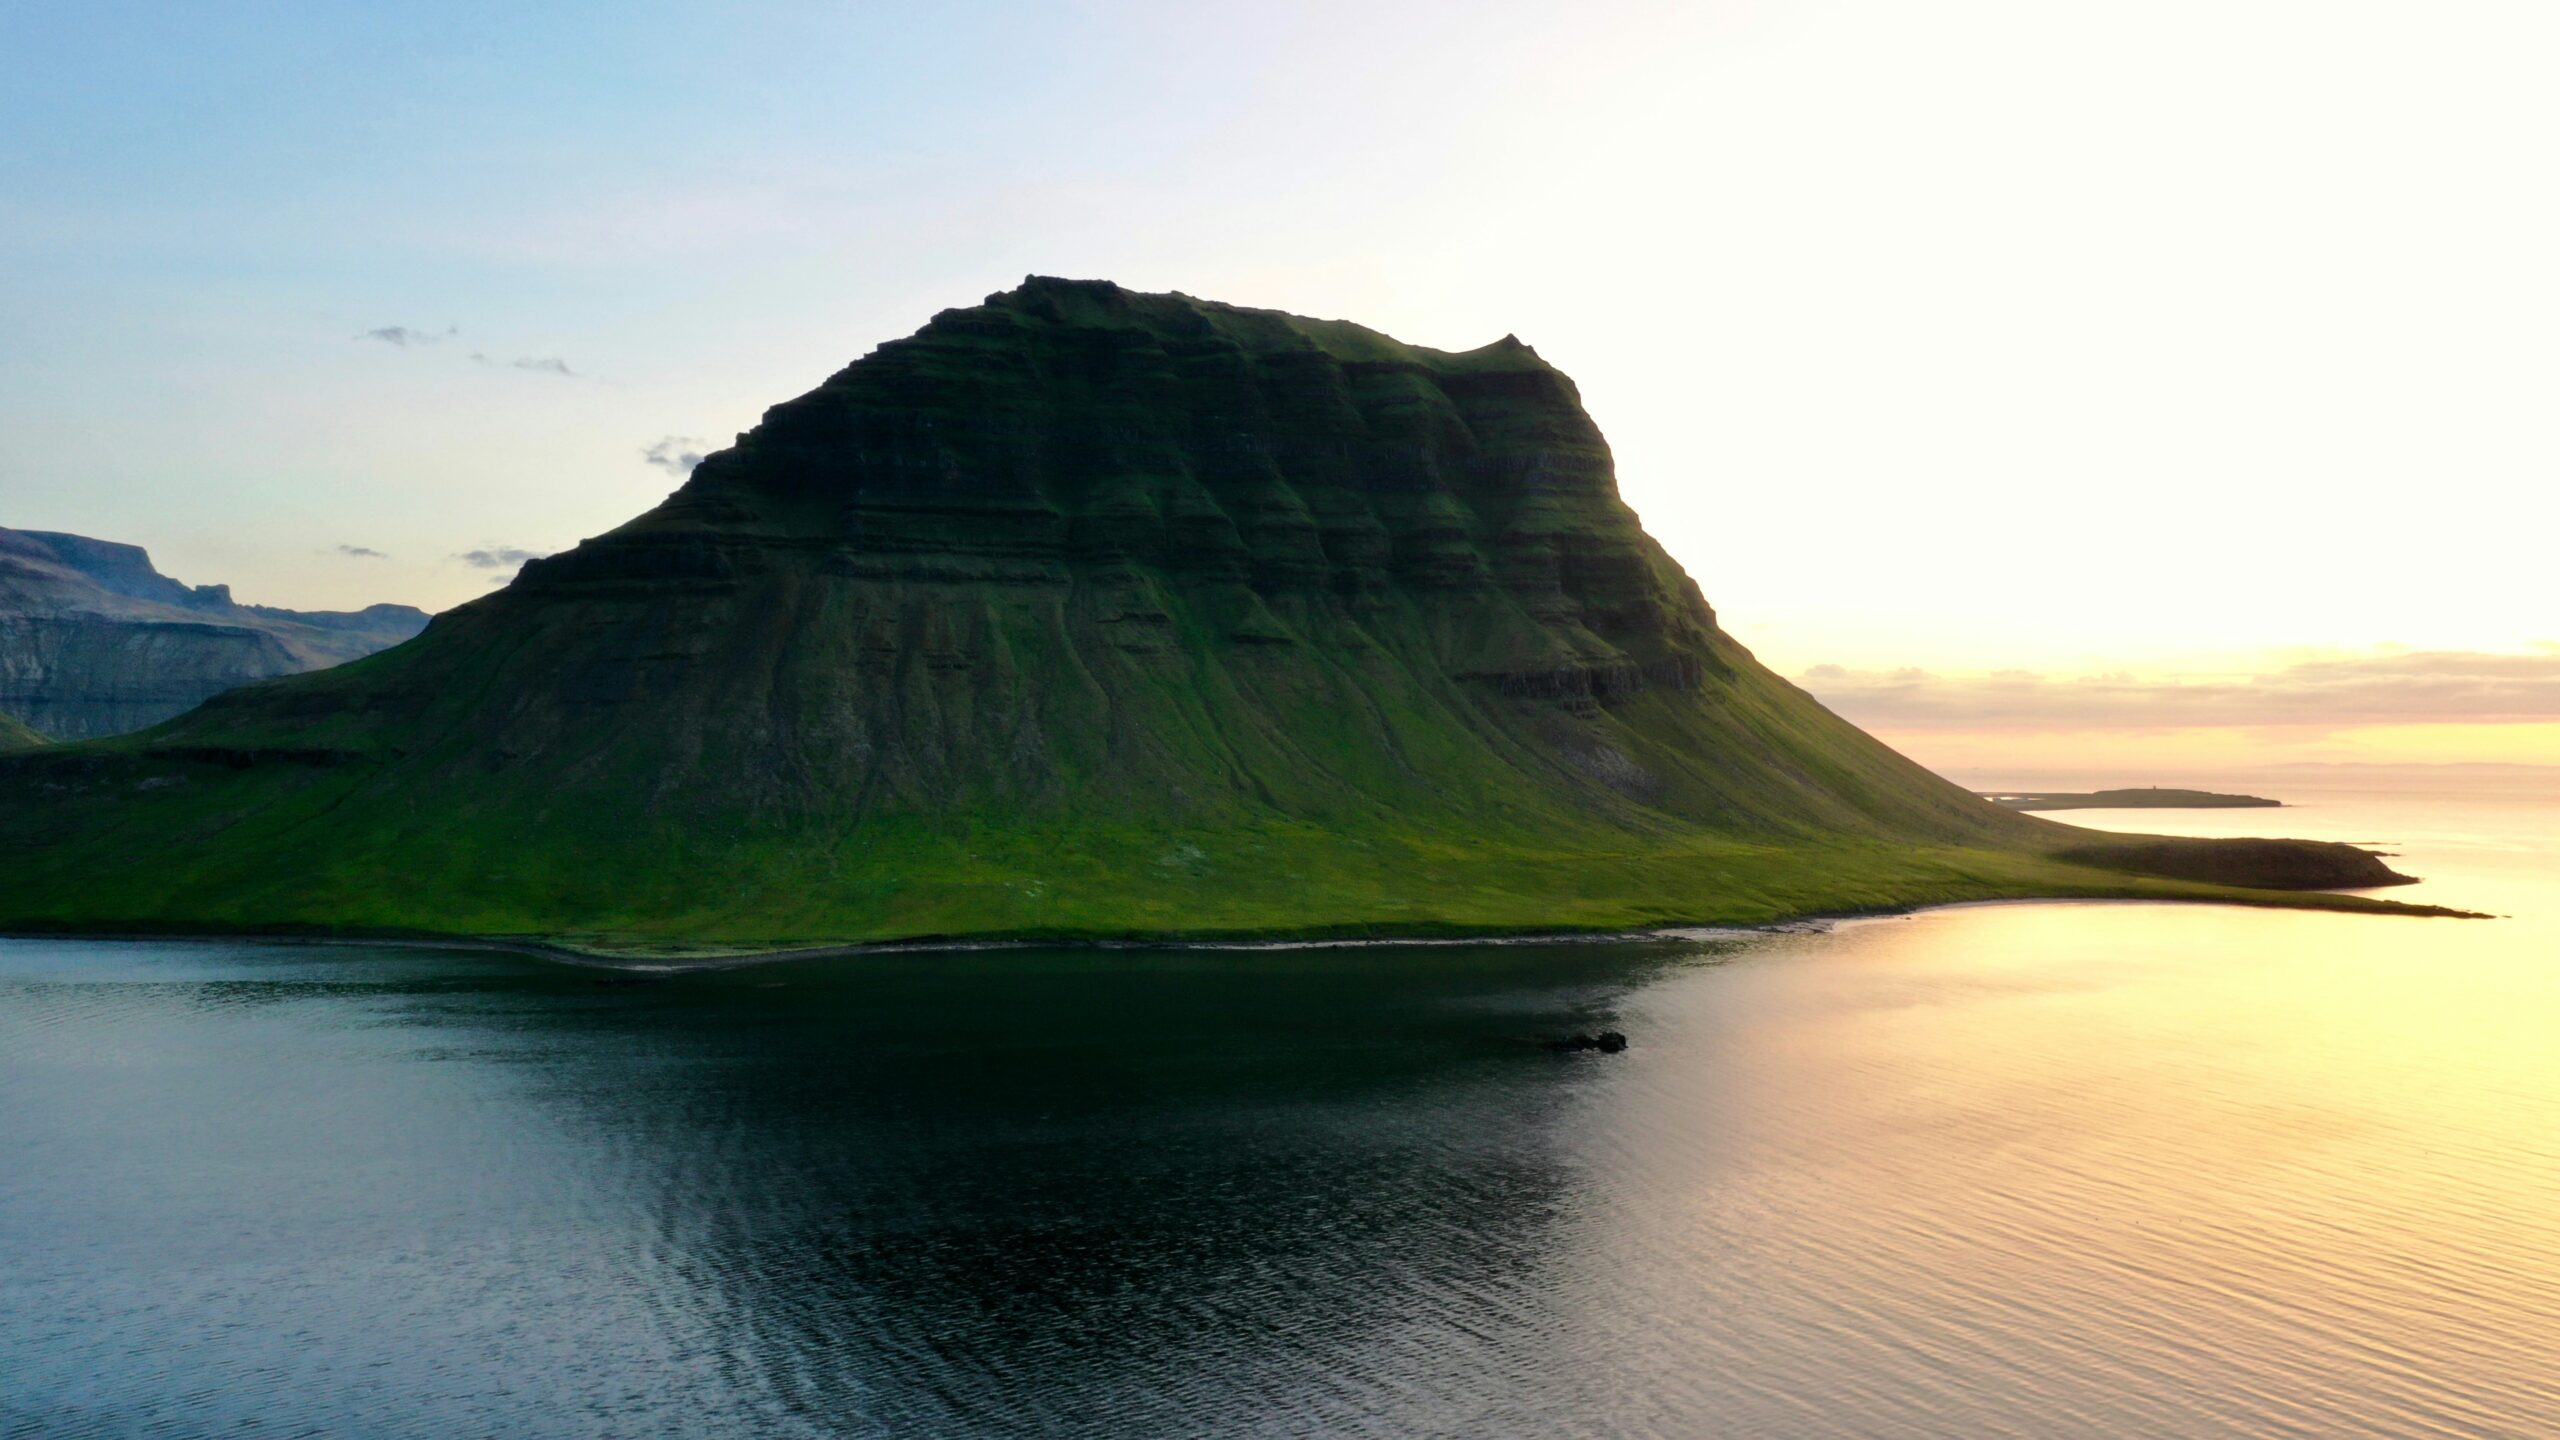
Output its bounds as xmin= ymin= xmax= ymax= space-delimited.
xmin=0 ymin=711 xmax=44 ymax=751
xmin=0 ymin=280 xmax=2445 ymax=952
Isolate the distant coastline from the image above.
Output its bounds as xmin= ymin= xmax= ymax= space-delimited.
xmin=1981 ymin=787 xmax=2283 ymax=812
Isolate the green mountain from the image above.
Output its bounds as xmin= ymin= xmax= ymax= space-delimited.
xmin=0 ymin=279 xmax=2443 ymax=954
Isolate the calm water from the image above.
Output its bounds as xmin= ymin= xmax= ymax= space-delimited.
xmin=5 ymin=767 xmax=2557 ymax=1438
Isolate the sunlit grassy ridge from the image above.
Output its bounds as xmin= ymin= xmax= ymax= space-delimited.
xmin=0 ymin=280 xmax=2448 ymax=953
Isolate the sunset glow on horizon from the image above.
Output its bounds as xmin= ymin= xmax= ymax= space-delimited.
xmin=1797 ymin=648 xmax=2560 ymax=771
xmin=6 ymin=0 xmax=2553 ymax=770
xmin=1866 ymin=718 xmax=2560 ymax=776
xmin=13 ymin=11 xmax=2560 ymax=1433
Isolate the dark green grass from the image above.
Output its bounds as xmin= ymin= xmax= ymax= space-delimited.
xmin=0 ymin=721 xmax=2465 ymax=960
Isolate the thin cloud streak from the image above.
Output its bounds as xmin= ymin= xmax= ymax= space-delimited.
xmin=1800 ymin=651 xmax=2560 ymax=732
xmin=457 ymin=546 xmax=546 ymax=570
xmin=355 ymin=324 xmax=456 ymax=347
xmin=642 ymin=436 xmax=708 ymax=476
xmin=334 ymin=544 xmax=385 ymax=558
xmin=464 ymin=351 xmax=583 ymax=378
xmin=358 ymin=323 xmax=583 ymax=377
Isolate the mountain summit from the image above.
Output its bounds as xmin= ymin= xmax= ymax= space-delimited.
xmin=0 ymin=279 xmax=2431 ymax=950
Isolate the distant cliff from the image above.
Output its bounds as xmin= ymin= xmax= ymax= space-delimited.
xmin=0 ymin=528 xmax=429 ymax=739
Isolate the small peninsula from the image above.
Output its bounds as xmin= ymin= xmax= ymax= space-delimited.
xmin=0 ymin=280 xmax=2459 ymax=954
xmin=1984 ymin=788 xmax=2283 ymax=812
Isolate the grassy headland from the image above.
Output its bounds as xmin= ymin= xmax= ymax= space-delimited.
xmin=1985 ymin=787 xmax=2282 ymax=811
xmin=0 ymin=281 xmax=2466 ymax=955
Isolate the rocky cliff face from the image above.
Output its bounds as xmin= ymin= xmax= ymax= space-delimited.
xmin=467 ymin=279 xmax=1757 ymax=820
xmin=0 ymin=528 xmax=428 ymax=739
xmin=162 ymin=277 xmax=1974 ymax=839
xmin=0 ymin=280 xmax=2425 ymax=947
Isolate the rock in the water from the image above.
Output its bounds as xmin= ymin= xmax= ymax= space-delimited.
xmin=1548 ymin=1031 xmax=1630 ymax=1054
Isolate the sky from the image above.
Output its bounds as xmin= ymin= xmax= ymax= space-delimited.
xmin=4 ymin=0 xmax=2554 ymax=771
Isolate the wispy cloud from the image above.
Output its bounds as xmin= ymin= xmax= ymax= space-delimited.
xmin=464 ymin=351 xmax=583 ymax=378
xmin=643 ymin=436 xmax=708 ymax=476
xmin=358 ymin=322 xmax=583 ymax=377
xmin=1799 ymin=651 xmax=2560 ymax=732
xmin=457 ymin=546 xmax=546 ymax=570
xmin=334 ymin=544 xmax=385 ymax=559
xmin=356 ymin=324 xmax=457 ymax=347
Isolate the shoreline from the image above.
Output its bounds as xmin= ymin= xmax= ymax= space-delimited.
xmin=0 ymin=888 xmax=2490 ymax=973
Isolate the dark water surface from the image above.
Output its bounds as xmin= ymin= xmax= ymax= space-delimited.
xmin=6 ymin=769 xmax=2558 ymax=1437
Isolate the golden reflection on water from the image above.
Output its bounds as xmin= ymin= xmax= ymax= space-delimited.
xmin=3 ymin=769 xmax=2552 ymax=1437
xmin=1551 ymin=770 xmax=2560 ymax=1436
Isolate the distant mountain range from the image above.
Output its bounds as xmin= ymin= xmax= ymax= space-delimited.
xmin=0 ymin=527 xmax=428 ymax=740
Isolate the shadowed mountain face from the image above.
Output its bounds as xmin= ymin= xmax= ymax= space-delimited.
xmin=0 ymin=280 xmax=2424 ymax=948
xmin=0 ymin=528 xmax=428 ymax=740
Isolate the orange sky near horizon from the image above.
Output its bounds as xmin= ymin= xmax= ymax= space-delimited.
xmin=7 ymin=2 xmax=2553 ymax=770
xmin=1871 ymin=721 xmax=2560 ymax=778
xmin=1794 ymin=643 xmax=2560 ymax=775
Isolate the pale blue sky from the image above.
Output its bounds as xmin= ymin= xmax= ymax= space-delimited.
xmin=6 ymin=0 xmax=2556 ymax=717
